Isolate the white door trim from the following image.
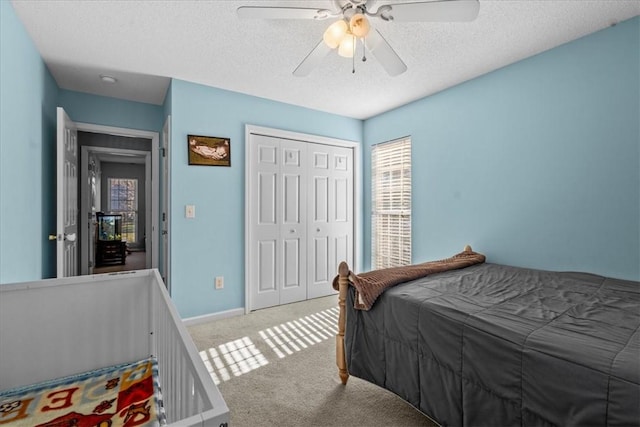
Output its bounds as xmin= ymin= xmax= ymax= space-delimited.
xmin=244 ymin=124 xmax=361 ymax=313
xmin=76 ymin=122 xmax=160 ymax=270
xmin=161 ymin=116 xmax=171 ymax=292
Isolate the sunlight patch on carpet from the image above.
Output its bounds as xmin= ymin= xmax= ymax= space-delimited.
xmin=200 ymin=337 xmax=268 ymax=385
xmin=199 ymin=307 xmax=340 ymax=385
xmin=260 ymin=307 xmax=339 ymax=359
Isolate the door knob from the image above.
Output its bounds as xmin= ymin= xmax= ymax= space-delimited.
xmin=48 ymin=234 xmax=58 ymax=241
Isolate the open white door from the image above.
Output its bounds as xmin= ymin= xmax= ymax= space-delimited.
xmin=55 ymin=107 xmax=79 ymax=277
xmin=161 ymin=116 xmax=171 ymax=290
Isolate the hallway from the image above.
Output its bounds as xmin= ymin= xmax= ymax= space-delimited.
xmin=93 ymin=251 xmax=147 ymax=274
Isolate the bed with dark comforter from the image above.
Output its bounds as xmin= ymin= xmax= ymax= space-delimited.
xmin=339 ymin=259 xmax=639 ymax=426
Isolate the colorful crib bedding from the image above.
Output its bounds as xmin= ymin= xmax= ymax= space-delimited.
xmin=0 ymin=357 xmax=165 ymax=426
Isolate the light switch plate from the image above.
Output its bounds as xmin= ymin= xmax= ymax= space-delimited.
xmin=185 ymin=205 xmax=195 ymax=218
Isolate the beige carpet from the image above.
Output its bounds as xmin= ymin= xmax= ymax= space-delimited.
xmin=188 ymin=295 xmax=438 ymax=427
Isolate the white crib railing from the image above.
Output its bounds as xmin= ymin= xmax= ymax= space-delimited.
xmin=0 ymin=270 xmax=229 ymax=427
xmin=149 ymin=269 xmax=229 ymax=426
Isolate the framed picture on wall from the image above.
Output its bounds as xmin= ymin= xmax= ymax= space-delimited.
xmin=187 ymin=134 xmax=231 ymax=166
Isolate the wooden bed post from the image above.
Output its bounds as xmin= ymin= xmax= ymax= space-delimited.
xmin=336 ymin=261 xmax=350 ymax=385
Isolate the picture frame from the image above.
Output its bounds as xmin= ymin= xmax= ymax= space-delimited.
xmin=187 ymin=134 xmax=231 ymax=166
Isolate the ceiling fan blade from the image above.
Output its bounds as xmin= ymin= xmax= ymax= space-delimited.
xmin=365 ymin=30 xmax=407 ymax=76
xmin=237 ymin=6 xmax=332 ymax=20
xmin=293 ymin=40 xmax=333 ymax=77
xmin=378 ymin=0 xmax=480 ymax=22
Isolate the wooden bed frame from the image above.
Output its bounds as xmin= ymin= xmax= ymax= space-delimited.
xmin=336 ymin=261 xmax=351 ymax=385
xmin=335 ymin=245 xmax=474 ymax=385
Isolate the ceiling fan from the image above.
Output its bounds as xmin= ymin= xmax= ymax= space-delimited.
xmin=237 ymin=0 xmax=480 ymax=77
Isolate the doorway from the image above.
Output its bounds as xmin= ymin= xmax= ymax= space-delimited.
xmin=81 ymin=144 xmax=150 ymax=275
xmin=75 ymin=124 xmax=160 ymax=276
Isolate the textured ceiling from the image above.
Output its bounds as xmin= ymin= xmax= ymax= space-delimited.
xmin=10 ymin=0 xmax=640 ymax=119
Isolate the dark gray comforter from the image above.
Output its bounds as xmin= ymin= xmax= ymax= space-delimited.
xmin=344 ymin=263 xmax=640 ymax=426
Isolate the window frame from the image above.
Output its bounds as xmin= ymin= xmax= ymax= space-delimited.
xmin=107 ymin=177 xmax=138 ymax=243
xmin=371 ymin=137 xmax=412 ymax=269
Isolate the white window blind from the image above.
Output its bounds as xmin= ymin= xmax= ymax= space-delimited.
xmin=372 ymin=137 xmax=411 ymax=269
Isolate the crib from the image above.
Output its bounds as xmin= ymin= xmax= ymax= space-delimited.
xmin=0 ymin=269 xmax=229 ymax=426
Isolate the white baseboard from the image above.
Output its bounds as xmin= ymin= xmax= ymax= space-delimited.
xmin=182 ymin=308 xmax=245 ymax=326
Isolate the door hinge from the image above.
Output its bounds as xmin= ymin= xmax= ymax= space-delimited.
xmin=162 ymin=212 xmax=166 ymax=221
xmin=160 ymin=148 xmax=166 ymax=157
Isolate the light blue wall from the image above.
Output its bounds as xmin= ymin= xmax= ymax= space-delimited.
xmin=168 ymin=79 xmax=362 ymax=317
xmin=0 ymin=0 xmax=164 ymax=285
xmin=364 ymin=17 xmax=640 ymax=280
xmin=58 ymin=90 xmax=164 ymax=132
xmin=0 ymin=1 xmax=59 ymax=283
xmin=2 ymin=0 xmax=636 ymax=318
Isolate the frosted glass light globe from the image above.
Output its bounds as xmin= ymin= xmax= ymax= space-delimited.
xmin=349 ymin=13 xmax=370 ymax=38
xmin=338 ymin=33 xmax=355 ymax=58
xmin=323 ymin=20 xmax=348 ymax=49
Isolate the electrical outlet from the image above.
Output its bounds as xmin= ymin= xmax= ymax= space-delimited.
xmin=185 ymin=205 xmax=195 ymax=218
xmin=215 ymin=276 xmax=224 ymax=289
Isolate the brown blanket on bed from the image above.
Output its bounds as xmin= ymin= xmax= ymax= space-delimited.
xmin=333 ymin=247 xmax=485 ymax=310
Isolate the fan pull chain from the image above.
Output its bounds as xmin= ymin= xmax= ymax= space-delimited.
xmin=352 ymin=35 xmax=356 ymax=74
xmin=362 ymin=37 xmax=367 ymax=62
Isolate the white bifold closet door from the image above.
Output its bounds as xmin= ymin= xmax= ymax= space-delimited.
xmin=307 ymin=144 xmax=353 ymax=299
xmin=248 ymin=134 xmax=353 ymax=311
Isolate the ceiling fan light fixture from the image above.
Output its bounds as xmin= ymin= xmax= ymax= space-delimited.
xmin=338 ymin=32 xmax=356 ymax=58
xmin=323 ymin=19 xmax=348 ymax=49
xmin=349 ymin=13 xmax=370 ymax=38
xmin=244 ymin=0 xmax=481 ymax=76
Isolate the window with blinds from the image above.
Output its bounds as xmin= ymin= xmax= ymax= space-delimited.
xmin=372 ymin=137 xmax=411 ymax=269
xmin=108 ymin=178 xmax=138 ymax=243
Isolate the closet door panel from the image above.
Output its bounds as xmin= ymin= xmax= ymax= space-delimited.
xmin=250 ymin=135 xmax=281 ymax=310
xmin=313 ymin=176 xmax=329 ymax=222
xmin=259 ymin=172 xmax=277 ymax=224
xmin=329 ymin=146 xmax=354 ymax=279
xmin=334 ymin=177 xmax=348 ymax=222
xmin=310 ymin=173 xmax=330 ymax=290
xmin=279 ymin=140 xmax=307 ymax=305
xmin=258 ymin=240 xmax=277 ymax=292
xmin=334 ymin=235 xmax=349 ymax=274
xmin=283 ymin=238 xmax=301 ymax=288
xmin=308 ymin=144 xmax=353 ymax=299
xmin=283 ymin=174 xmax=301 ymax=224
xmin=308 ymin=144 xmax=330 ymax=299
xmin=312 ymin=236 xmax=329 ymax=284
